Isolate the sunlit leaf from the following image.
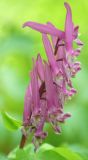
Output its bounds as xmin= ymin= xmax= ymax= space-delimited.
xmin=53 ymin=147 xmax=83 ymax=160
xmin=8 ymin=147 xmax=19 ymax=159
xmin=8 ymin=143 xmax=85 ymax=160
xmin=69 ymin=145 xmax=88 ymax=160
xmin=1 ymin=112 xmax=22 ymax=131
xmin=38 ymin=150 xmax=66 ymax=160
xmin=37 ymin=144 xmax=84 ymax=160
xmin=8 ymin=144 xmax=35 ymax=160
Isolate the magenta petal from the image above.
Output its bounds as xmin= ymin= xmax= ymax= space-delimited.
xmin=47 ymin=22 xmax=65 ymax=39
xmin=58 ymin=113 xmax=71 ymax=122
xmin=47 ymin=23 xmax=58 ymax=47
xmin=35 ymin=115 xmax=47 ymax=139
xmin=73 ymin=62 xmax=81 ymax=73
xmin=73 ymin=26 xmax=79 ymax=39
xmin=42 ymin=33 xmax=59 ymax=75
xmin=57 ymin=41 xmax=65 ymax=59
xmin=23 ymin=84 xmax=32 ymax=125
xmin=23 ymin=21 xmax=64 ymax=37
xmin=35 ymin=131 xmax=47 ymax=139
xmin=31 ymin=66 xmax=40 ymax=114
xmin=45 ymin=63 xmax=58 ymax=112
xmin=64 ymin=2 xmax=73 ymax=53
xmin=45 ymin=62 xmax=54 ymax=108
xmin=36 ymin=54 xmax=44 ymax=81
xmin=73 ymin=48 xmax=81 ymax=56
xmin=51 ymin=36 xmax=58 ymax=48
xmin=53 ymin=125 xmax=61 ymax=134
xmin=56 ymin=44 xmax=66 ymax=75
xmin=75 ymin=39 xmax=84 ymax=46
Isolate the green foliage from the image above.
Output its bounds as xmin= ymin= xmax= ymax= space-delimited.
xmin=37 ymin=144 xmax=83 ymax=160
xmin=7 ymin=144 xmax=85 ymax=160
xmin=69 ymin=145 xmax=88 ymax=160
xmin=53 ymin=147 xmax=83 ymax=160
xmin=1 ymin=112 xmax=22 ymax=131
xmin=8 ymin=144 xmax=35 ymax=160
xmin=0 ymin=154 xmax=8 ymax=160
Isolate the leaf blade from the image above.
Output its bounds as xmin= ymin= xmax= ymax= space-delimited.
xmin=1 ymin=112 xmax=22 ymax=131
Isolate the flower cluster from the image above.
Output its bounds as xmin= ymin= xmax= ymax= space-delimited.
xmin=20 ymin=2 xmax=83 ymax=149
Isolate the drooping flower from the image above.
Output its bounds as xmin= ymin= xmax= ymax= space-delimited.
xmin=20 ymin=2 xmax=83 ymax=150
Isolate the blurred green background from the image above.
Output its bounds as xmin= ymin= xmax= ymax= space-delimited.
xmin=0 ymin=0 xmax=88 ymax=156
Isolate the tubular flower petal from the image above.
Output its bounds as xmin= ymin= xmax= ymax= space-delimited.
xmin=45 ymin=62 xmax=58 ymax=113
xmin=36 ymin=54 xmax=44 ymax=81
xmin=23 ymin=84 xmax=32 ymax=126
xmin=23 ymin=21 xmax=64 ymax=38
xmin=42 ymin=33 xmax=59 ymax=75
xmin=31 ymin=66 xmax=40 ymax=115
xmin=64 ymin=2 xmax=73 ymax=53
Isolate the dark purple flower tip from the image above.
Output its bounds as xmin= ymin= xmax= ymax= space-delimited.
xmin=54 ymin=126 xmax=61 ymax=134
xmin=35 ymin=131 xmax=48 ymax=139
xmin=73 ymin=26 xmax=79 ymax=39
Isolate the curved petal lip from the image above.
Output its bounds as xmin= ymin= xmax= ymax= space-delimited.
xmin=23 ymin=21 xmax=64 ymax=38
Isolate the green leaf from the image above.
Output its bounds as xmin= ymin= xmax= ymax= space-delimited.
xmin=8 ymin=144 xmax=35 ymax=160
xmin=8 ymin=143 xmax=84 ymax=160
xmin=69 ymin=145 xmax=88 ymax=160
xmin=53 ymin=147 xmax=83 ymax=160
xmin=38 ymin=150 xmax=66 ymax=160
xmin=8 ymin=147 xmax=19 ymax=159
xmin=76 ymin=148 xmax=88 ymax=160
xmin=37 ymin=143 xmax=54 ymax=153
xmin=36 ymin=143 xmax=65 ymax=160
xmin=1 ymin=112 xmax=22 ymax=131
xmin=37 ymin=144 xmax=84 ymax=160
xmin=15 ymin=149 xmax=32 ymax=160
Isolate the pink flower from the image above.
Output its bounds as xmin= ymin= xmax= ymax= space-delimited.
xmin=20 ymin=2 xmax=83 ymax=150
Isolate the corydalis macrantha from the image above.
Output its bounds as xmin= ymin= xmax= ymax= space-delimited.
xmin=20 ymin=2 xmax=83 ymax=150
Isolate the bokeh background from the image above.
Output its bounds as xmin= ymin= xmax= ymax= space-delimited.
xmin=0 ymin=0 xmax=88 ymax=156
